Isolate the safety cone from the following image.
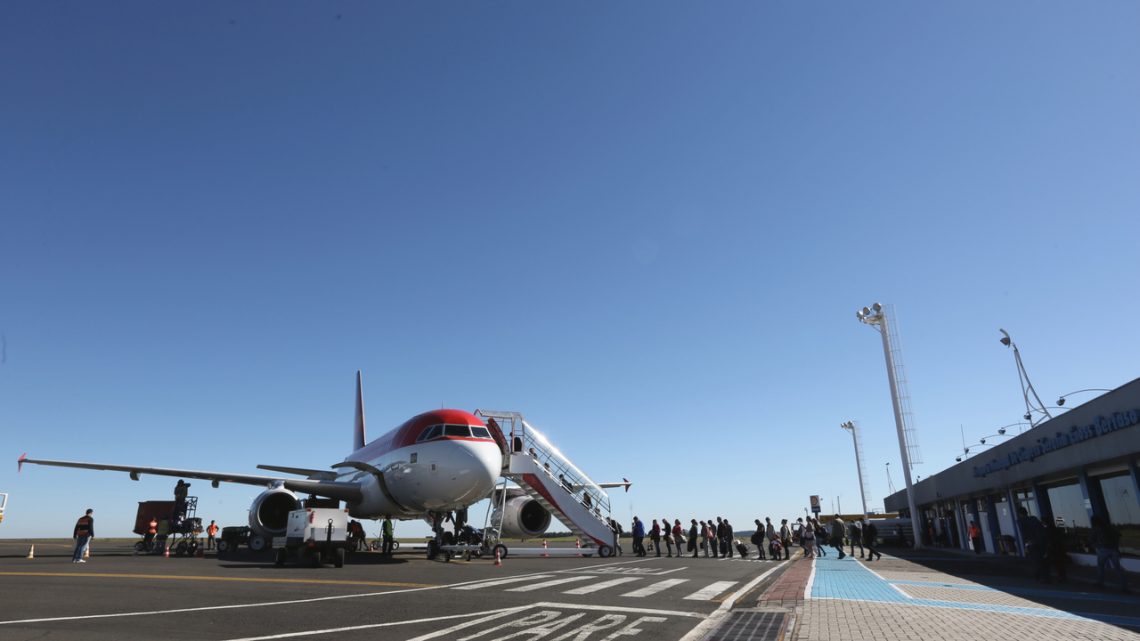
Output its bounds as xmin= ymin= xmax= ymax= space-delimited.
xmin=542 ymin=539 xmax=549 ymax=558
xmin=84 ymin=542 xmax=91 ymax=559
xmin=494 ymin=547 xmax=502 ymax=567
xmin=576 ymin=539 xmax=582 ymax=557
xmin=26 ymin=545 xmax=34 ymax=559
xmin=163 ymin=544 xmax=170 ymax=558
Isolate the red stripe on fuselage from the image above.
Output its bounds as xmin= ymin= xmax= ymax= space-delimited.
xmin=347 ymin=409 xmax=489 ymax=462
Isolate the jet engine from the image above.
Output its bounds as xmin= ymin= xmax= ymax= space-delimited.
xmin=246 ymin=486 xmax=302 ymax=550
xmin=494 ymin=495 xmax=552 ymax=538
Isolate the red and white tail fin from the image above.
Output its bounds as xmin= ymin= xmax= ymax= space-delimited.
xmin=353 ymin=370 xmax=367 ymax=451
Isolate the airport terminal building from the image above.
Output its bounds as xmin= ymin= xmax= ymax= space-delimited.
xmin=884 ymin=376 xmax=1140 ymax=564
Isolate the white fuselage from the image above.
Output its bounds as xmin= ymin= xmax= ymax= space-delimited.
xmin=341 ymin=438 xmax=502 ymax=519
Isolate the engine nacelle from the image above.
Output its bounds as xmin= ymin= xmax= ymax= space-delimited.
xmin=248 ymin=487 xmax=302 ymax=544
xmin=493 ymin=496 xmax=552 ymax=538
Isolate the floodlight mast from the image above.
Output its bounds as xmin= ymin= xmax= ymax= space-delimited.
xmin=840 ymin=421 xmax=869 ymax=520
xmin=857 ymin=302 xmax=922 ymax=548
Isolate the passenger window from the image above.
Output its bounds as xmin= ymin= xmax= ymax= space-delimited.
xmin=471 ymin=426 xmax=491 ymax=439
xmin=444 ymin=424 xmax=471 ymax=437
xmin=417 ymin=425 xmax=442 ymax=442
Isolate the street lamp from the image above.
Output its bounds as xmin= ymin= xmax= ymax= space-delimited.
xmin=998 ymin=329 xmax=1052 ymax=427
xmin=1056 ymin=389 xmax=1111 ymax=407
xmin=840 ymin=421 xmax=869 ymax=519
xmin=856 ymin=302 xmax=922 ymax=548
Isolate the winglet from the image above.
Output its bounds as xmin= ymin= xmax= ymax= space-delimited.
xmin=353 ymin=370 xmax=367 ymax=451
xmin=18 ymin=452 xmax=27 ymax=473
xmin=623 ymin=477 xmax=631 ymax=493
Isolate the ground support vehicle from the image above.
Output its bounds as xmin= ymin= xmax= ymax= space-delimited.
xmin=132 ymin=498 xmax=203 ymax=556
xmin=273 ymin=507 xmax=349 ymax=568
xmin=216 ymin=526 xmax=251 ymax=555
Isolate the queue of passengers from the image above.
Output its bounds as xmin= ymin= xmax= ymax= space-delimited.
xmin=626 ymin=514 xmax=881 ymax=561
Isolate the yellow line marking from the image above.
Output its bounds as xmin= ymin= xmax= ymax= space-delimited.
xmin=0 ymin=571 xmax=436 ymax=588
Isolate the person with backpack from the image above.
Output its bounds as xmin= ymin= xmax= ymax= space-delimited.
xmin=830 ymin=515 xmax=847 ymax=559
xmin=779 ymin=519 xmax=792 ymax=560
xmin=863 ymin=519 xmax=882 ymax=561
xmin=721 ymin=518 xmax=735 ymax=558
xmin=848 ymin=519 xmax=864 ymax=559
xmin=812 ymin=518 xmax=828 ymax=557
xmin=672 ymin=519 xmax=684 ymax=558
xmin=649 ymin=519 xmax=662 ymax=557
xmin=800 ymin=518 xmax=815 ymax=558
xmin=661 ymin=516 xmax=675 ymax=557
xmin=631 ymin=516 xmax=646 ymax=557
xmin=751 ymin=519 xmax=767 ymax=560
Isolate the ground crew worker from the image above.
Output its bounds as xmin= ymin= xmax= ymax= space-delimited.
xmin=145 ymin=517 xmax=158 ymax=551
xmin=72 ymin=508 xmax=95 ymax=563
xmin=173 ymin=479 xmax=190 ymax=520
xmin=381 ymin=515 xmax=394 ymax=557
xmin=206 ymin=520 xmax=219 ymax=550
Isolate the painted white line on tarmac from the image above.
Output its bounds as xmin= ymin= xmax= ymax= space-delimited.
xmin=452 ymin=574 xmax=557 ymax=590
xmin=0 ymin=583 xmax=447 ymax=626
xmin=621 ymin=578 xmax=688 ymax=597
xmin=504 ymin=576 xmax=594 ymax=592
xmin=803 ymin=558 xmax=816 ymax=599
xmin=532 ymin=602 xmax=705 ymax=619
xmin=562 ymin=577 xmax=640 ymax=594
xmin=228 ymin=606 xmax=530 ymax=641
xmin=683 ymin=581 xmax=737 ymax=601
xmin=677 ymin=559 xmax=788 ymax=641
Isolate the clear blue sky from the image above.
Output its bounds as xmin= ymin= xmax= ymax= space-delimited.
xmin=2 ymin=2 xmax=1139 ymax=538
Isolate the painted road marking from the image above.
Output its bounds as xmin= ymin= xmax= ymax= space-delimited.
xmin=678 ymin=561 xmax=787 ymax=641
xmin=504 ymin=576 xmax=594 ymax=592
xmin=0 ymin=571 xmax=433 ymax=589
xmin=224 ymin=606 xmax=529 ymax=641
xmin=453 ymin=574 xmax=557 ymax=590
xmin=621 ymin=578 xmax=688 ymax=597
xmin=573 ymin=565 xmax=686 ymax=576
xmin=683 ymin=581 xmax=737 ymax=601
xmin=405 ymin=603 xmax=703 ymax=641
xmin=562 ymin=577 xmax=640 ymax=594
xmin=812 ymin=557 xmax=1140 ymax=625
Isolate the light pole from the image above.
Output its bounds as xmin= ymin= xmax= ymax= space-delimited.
xmin=1056 ymin=389 xmax=1111 ymax=407
xmin=840 ymin=421 xmax=869 ymax=520
xmin=998 ymin=329 xmax=1052 ymax=426
xmin=856 ymin=302 xmax=922 ymax=548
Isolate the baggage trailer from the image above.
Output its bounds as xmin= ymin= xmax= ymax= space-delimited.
xmin=273 ymin=507 xmax=349 ymax=568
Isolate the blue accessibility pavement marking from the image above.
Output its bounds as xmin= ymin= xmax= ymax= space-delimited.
xmin=810 ymin=557 xmax=1140 ymax=627
xmin=890 ymin=579 xmax=1135 ymax=604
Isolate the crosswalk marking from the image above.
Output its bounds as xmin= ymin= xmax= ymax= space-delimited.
xmin=504 ymin=576 xmax=595 ymax=592
xmin=453 ymin=574 xmax=556 ymax=590
xmin=621 ymin=578 xmax=689 ymax=598
xmin=683 ymin=580 xmax=737 ymax=600
xmin=562 ymin=577 xmax=641 ymax=595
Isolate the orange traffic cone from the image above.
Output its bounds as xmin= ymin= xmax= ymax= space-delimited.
xmin=542 ymin=539 xmax=549 ymax=558
xmin=494 ymin=547 xmax=502 ymax=567
xmin=84 ymin=542 xmax=91 ymax=559
xmin=26 ymin=545 xmax=34 ymax=559
xmin=163 ymin=544 xmax=170 ymax=558
xmin=576 ymin=539 xmax=582 ymax=557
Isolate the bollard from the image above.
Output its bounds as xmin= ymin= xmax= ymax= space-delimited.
xmin=494 ymin=547 xmax=502 ymax=567
xmin=26 ymin=545 xmax=34 ymax=559
xmin=542 ymin=539 xmax=549 ymax=558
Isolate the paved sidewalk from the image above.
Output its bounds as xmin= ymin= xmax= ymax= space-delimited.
xmin=752 ymin=549 xmax=1140 ymax=641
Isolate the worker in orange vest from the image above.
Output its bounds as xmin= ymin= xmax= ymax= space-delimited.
xmin=145 ymin=517 xmax=158 ymax=551
xmin=206 ymin=520 xmax=219 ymax=550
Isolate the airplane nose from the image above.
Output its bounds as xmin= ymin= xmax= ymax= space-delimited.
xmin=456 ymin=442 xmax=502 ymax=503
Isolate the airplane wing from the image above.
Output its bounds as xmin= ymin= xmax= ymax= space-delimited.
xmin=18 ymin=454 xmax=362 ymax=503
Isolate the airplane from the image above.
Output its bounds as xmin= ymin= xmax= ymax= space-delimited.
xmin=19 ymin=372 xmax=630 ymax=554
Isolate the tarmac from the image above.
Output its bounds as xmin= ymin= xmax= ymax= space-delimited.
xmin=2 ymin=539 xmax=1139 ymax=640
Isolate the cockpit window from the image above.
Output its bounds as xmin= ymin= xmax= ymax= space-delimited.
xmin=470 ymin=426 xmax=491 ymax=439
xmin=444 ymin=424 xmax=471 ymax=437
xmin=417 ymin=425 xmax=443 ymax=442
